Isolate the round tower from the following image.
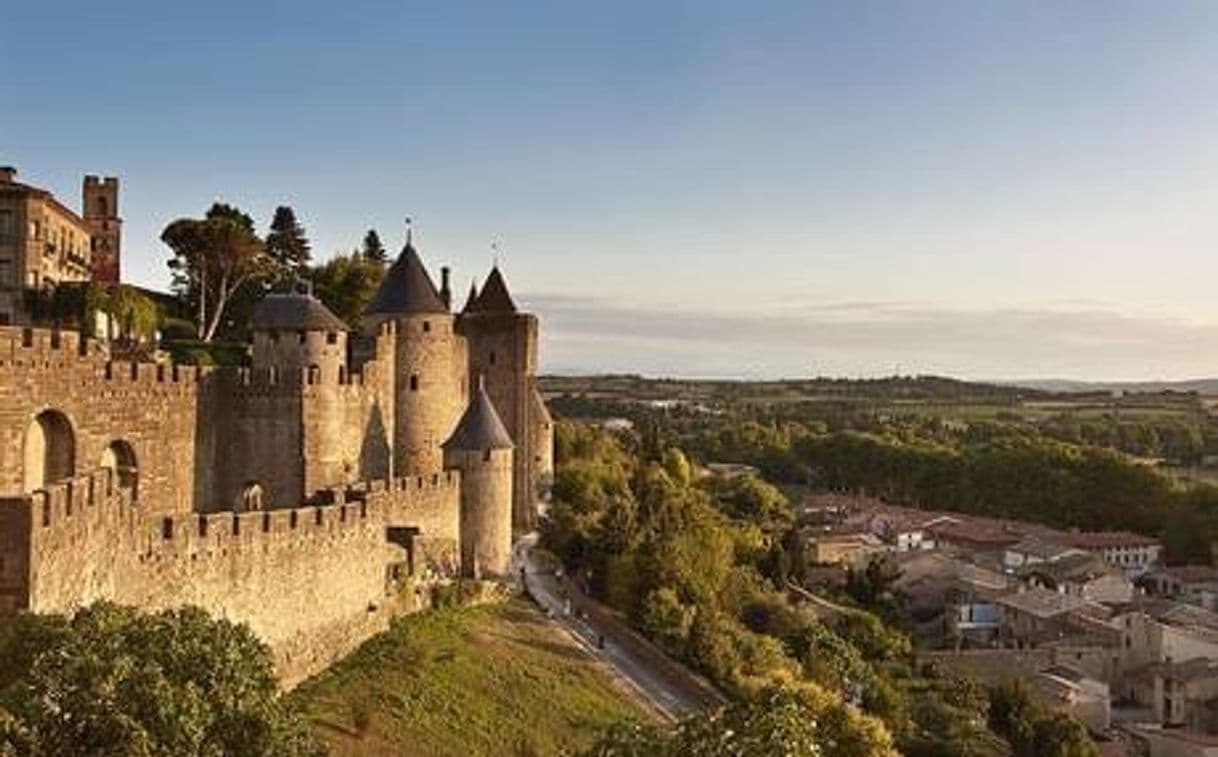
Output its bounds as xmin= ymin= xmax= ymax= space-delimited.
xmin=528 ymin=383 xmax=554 ymax=501
xmin=250 ymin=282 xmax=348 ymax=380
xmin=443 ymin=380 xmax=514 ymax=578
xmin=364 ymin=239 xmax=467 ymax=474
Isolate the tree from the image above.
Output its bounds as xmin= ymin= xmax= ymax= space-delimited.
xmin=582 ymin=687 xmax=897 ymax=757
xmin=361 ymin=229 xmax=387 ymax=265
xmin=987 ymin=679 xmax=1097 ymax=757
xmin=265 ymin=206 xmax=312 ymax=278
xmin=307 ymin=251 xmax=386 ymax=330
xmin=162 ymin=203 xmax=269 ymax=341
xmin=0 ymin=603 xmax=320 ymax=756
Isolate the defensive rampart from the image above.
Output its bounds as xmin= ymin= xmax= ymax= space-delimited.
xmin=0 ymin=327 xmax=204 ymax=514
xmin=0 ymin=466 xmax=461 ymax=683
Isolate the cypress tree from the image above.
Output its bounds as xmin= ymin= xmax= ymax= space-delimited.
xmin=265 ymin=206 xmax=311 ymax=276
xmin=361 ymin=228 xmax=387 ymax=265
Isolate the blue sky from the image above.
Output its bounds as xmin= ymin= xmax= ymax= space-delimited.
xmin=4 ymin=1 xmax=1218 ymax=379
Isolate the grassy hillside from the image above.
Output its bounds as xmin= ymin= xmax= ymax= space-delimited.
xmin=291 ymin=600 xmax=655 ymax=756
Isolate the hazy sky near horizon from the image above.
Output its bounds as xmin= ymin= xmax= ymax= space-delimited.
xmin=5 ymin=1 xmax=1218 ymax=380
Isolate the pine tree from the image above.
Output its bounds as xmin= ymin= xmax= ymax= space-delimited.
xmin=265 ymin=206 xmax=311 ymax=277
xmin=361 ymin=229 xmax=387 ymax=265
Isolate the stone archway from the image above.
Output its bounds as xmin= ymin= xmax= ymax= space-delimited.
xmin=23 ymin=410 xmax=75 ymax=492
xmin=100 ymin=439 xmax=138 ymax=500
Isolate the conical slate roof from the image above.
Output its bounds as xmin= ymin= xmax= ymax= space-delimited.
xmin=443 ymin=381 xmax=514 ymax=451
xmin=467 ymin=266 xmax=517 ymax=314
xmin=365 ymin=243 xmax=448 ymax=316
xmin=252 ymin=290 xmax=347 ymax=332
xmin=461 ymin=280 xmax=479 ymax=314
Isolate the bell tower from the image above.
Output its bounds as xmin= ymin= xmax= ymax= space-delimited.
xmin=82 ymin=175 xmax=121 ymax=282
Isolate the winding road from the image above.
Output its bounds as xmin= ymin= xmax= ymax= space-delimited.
xmin=512 ymin=533 xmax=725 ymax=722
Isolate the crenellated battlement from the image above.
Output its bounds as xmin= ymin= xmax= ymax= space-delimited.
xmin=18 ymin=468 xmax=403 ymax=560
xmin=16 ymin=466 xmax=460 ymax=575
xmin=0 ymin=250 xmax=550 ymax=684
xmin=0 ymin=327 xmax=207 ymax=388
xmin=0 ymin=327 xmax=90 ymax=364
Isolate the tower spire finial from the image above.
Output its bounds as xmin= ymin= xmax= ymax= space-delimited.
xmin=491 ymin=239 xmax=500 ymax=268
xmin=405 ymin=216 xmax=413 ymax=247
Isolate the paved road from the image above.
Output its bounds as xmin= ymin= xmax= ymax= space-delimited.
xmin=512 ymin=533 xmax=724 ymax=722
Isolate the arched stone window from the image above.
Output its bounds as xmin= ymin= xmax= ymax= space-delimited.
xmin=23 ymin=410 xmax=74 ymax=491
xmin=100 ymin=439 xmax=138 ymax=500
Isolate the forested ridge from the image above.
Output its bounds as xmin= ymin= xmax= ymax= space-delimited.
xmin=547 ymin=378 xmax=1218 ymax=565
xmin=546 ymin=421 xmax=1099 ymax=756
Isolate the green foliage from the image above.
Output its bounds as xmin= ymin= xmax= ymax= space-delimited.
xmin=845 ymin=553 xmax=904 ymax=618
xmin=0 ymin=603 xmax=319 ymax=756
xmin=162 ymin=202 xmax=272 ymax=342
xmin=547 ymin=420 xmax=1099 ymax=756
xmin=361 ymin=228 xmax=387 ymax=265
xmin=640 ymin=588 xmax=695 ymax=657
xmin=706 ymin=473 xmax=794 ymax=527
xmin=265 ymin=206 xmax=312 ymax=278
xmin=988 ymin=679 xmax=1098 ymax=757
xmin=100 ymin=284 xmax=160 ymax=340
xmin=584 ymin=687 xmax=898 ymax=757
xmin=164 ymin=339 xmax=248 ymax=366
xmin=306 ymin=250 xmax=386 ymax=330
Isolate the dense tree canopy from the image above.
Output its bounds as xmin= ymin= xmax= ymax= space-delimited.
xmin=307 ymin=251 xmax=386 ymax=330
xmin=162 ymin=203 xmax=270 ymax=342
xmin=0 ymin=603 xmax=320 ymax=756
xmin=545 ymin=420 xmax=1101 ymax=756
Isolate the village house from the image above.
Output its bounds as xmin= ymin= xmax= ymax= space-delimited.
xmin=996 ymin=587 xmax=1112 ymax=648
xmin=1018 ymin=551 xmax=1135 ymax=605
xmin=1065 ymin=531 xmax=1163 ymax=578
xmin=1116 ymin=600 xmax=1218 ymax=718
xmin=1144 ymin=566 xmax=1218 ymax=612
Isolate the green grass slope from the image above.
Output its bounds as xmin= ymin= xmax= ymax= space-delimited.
xmin=291 ymin=600 xmax=654 ymax=756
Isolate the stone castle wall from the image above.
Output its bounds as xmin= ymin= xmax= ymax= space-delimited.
xmin=0 ymin=304 xmax=548 ymax=683
xmin=0 ymin=465 xmax=460 ymax=684
xmin=0 ymin=328 xmax=203 ymax=515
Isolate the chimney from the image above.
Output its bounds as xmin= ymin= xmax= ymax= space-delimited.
xmin=440 ymin=266 xmax=452 ymax=310
xmin=0 ymin=167 xmax=15 ymax=184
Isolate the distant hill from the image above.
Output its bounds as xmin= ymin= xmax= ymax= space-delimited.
xmin=1006 ymin=378 xmax=1218 ymax=394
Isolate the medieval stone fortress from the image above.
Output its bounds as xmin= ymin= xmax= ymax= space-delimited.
xmin=0 ymin=167 xmax=553 ymax=683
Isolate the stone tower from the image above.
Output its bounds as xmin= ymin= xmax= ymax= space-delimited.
xmin=249 ymin=282 xmax=348 ymax=378
xmin=443 ymin=380 xmax=514 ymax=578
xmin=364 ymin=239 xmax=467 ymax=475
xmin=458 ymin=266 xmax=543 ymax=530
xmin=241 ymin=284 xmax=351 ymax=507
xmin=528 ymin=381 xmax=554 ymax=501
xmin=82 ymin=175 xmax=121 ymax=283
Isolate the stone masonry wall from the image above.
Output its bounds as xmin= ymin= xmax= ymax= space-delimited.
xmin=0 ymin=466 xmax=461 ymax=683
xmin=0 ymin=327 xmax=202 ymax=515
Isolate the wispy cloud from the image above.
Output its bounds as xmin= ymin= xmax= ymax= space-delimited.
xmin=519 ymin=293 xmax=1218 ymax=380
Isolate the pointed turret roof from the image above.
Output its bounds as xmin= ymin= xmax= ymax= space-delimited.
xmin=364 ymin=243 xmax=448 ymax=316
xmin=443 ymin=381 xmax=514 ymax=451
xmin=468 ymin=266 xmax=517 ymax=314
xmin=461 ymin=279 xmax=479 ymax=314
